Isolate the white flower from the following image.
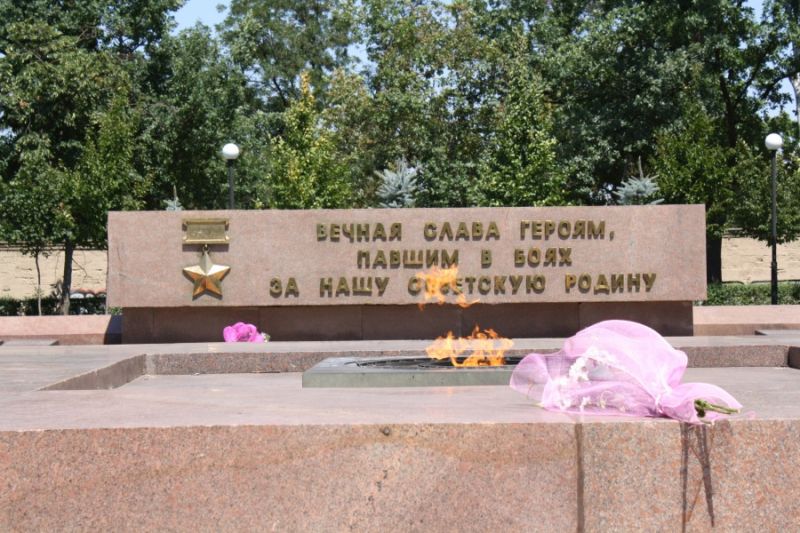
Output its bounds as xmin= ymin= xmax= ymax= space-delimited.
xmin=585 ymin=345 xmax=617 ymax=365
xmin=579 ymin=396 xmax=591 ymax=411
xmin=568 ymin=356 xmax=589 ymax=382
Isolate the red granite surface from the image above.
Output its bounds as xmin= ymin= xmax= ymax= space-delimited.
xmin=0 ymin=315 xmax=121 ymax=345
xmin=1 ymin=335 xmax=800 ymax=530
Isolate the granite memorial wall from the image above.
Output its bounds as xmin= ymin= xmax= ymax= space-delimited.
xmin=108 ymin=205 xmax=705 ymax=342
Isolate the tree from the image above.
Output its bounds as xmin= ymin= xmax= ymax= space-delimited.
xmin=375 ymin=158 xmax=420 ymax=207
xmin=471 ymin=35 xmax=565 ymax=207
xmin=220 ymin=0 xmax=356 ymax=111
xmin=135 ymin=25 xmax=261 ymax=210
xmin=0 ymin=22 xmax=133 ymax=312
xmin=613 ymin=176 xmax=664 ymax=206
xmin=263 ymin=73 xmax=354 ymax=208
xmin=0 ymin=1 xmax=181 ymax=312
xmin=358 ymin=0 xmax=453 ymax=205
xmin=654 ymin=104 xmax=739 ymax=282
xmin=523 ymin=2 xmax=701 ymax=202
xmin=526 ymin=1 xmax=799 ymax=280
xmin=660 ymin=1 xmax=799 ymax=281
xmin=3 ymin=0 xmax=799 ymax=296
xmin=0 ymin=135 xmax=70 ymax=315
xmin=71 ymin=95 xmax=147 ymax=248
xmin=654 ymin=103 xmax=800 ymax=281
xmin=758 ymin=0 xmax=800 ymax=137
xmin=731 ymin=142 xmax=800 ymax=247
xmin=352 ymin=0 xmax=564 ymax=208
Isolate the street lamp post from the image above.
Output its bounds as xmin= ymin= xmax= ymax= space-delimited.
xmin=765 ymin=133 xmax=783 ymax=305
xmin=221 ymin=143 xmax=240 ymax=209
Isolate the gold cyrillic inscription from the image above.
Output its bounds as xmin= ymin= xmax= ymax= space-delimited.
xmin=520 ymin=220 xmax=606 ymax=240
xmin=423 ymin=221 xmax=500 ymax=241
xmin=320 ymin=277 xmax=390 ymax=297
xmin=514 ymin=248 xmax=572 ymax=267
xmin=317 ymin=223 xmax=402 ymax=242
xmin=564 ymin=273 xmax=656 ymax=294
xmin=270 ymin=277 xmax=300 ymax=298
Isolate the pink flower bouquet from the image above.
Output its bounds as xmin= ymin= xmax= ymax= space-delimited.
xmin=510 ymin=320 xmax=741 ymax=424
xmin=223 ymin=322 xmax=267 ymax=343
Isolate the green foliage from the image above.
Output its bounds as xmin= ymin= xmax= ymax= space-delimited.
xmin=357 ymin=0 xmax=455 ymax=205
xmin=536 ymin=1 xmax=692 ymax=201
xmin=732 ymin=151 xmax=800 ymax=245
xmin=700 ymin=282 xmax=800 ymax=306
xmin=654 ymin=103 xmax=800 ymax=244
xmin=71 ymin=94 xmax=146 ymax=248
xmin=0 ymin=21 xmax=128 ymax=166
xmin=136 ymin=25 xmax=259 ymax=210
xmin=0 ymin=0 xmax=184 ymax=52
xmin=0 ymin=1 xmax=182 ymax=311
xmin=262 ymin=74 xmax=353 ymax=209
xmin=0 ymin=135 xmax=72 ymax=255
xmin=654 ymin=104 xmax=747 ymax=238
xmin=375 ymin=159 xmax=419 ymax=208
xmin=613 ymin=177 xmax=663 ymax=206
xmin=0 ymin=29 xmax=142 ymax=249
xmin=0 ymin=296 xmax=107 ymax=317
xmin=471 ymin=41 xmax=565 ymax=207
xmin=221 ymin=0 xmax=356 ymax=111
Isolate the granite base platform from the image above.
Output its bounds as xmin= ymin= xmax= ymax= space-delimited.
xmin=2 ymin=336 xmax=800 ymax=531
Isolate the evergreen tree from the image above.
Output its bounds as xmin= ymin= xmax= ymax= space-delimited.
xmin=375 ymin=159 xmax=419 ymax=208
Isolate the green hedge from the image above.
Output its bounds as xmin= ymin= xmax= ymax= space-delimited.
xmin=0 ymin=296 xmax=107 ymax=316
xmin=700 ymin=282 xmax=800 ymax=306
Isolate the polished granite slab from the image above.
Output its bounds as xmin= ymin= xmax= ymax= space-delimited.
xmin=2 ymin=336 xmax=800 ymax=531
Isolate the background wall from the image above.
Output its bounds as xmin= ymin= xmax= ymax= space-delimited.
xmin=0 ymin=248 xmax=106 ymax=299
xmin=721 ymin=237 xmax=800 ymax=284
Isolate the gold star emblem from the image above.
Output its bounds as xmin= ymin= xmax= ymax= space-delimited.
xmin=183 ymin=247 xmax=230 ymax=298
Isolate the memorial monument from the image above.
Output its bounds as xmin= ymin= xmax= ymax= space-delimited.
xmin=108 ymin=204 xmax=705 ymax=342
xmin=4 ymin=204 xmax=800 ymax=531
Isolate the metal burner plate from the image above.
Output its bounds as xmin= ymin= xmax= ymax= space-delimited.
xmin=302 ymin=356 xmax=521 ymax=388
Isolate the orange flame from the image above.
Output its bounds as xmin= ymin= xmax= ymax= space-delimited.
xmin=414 ymin=266 xmax=478 ymax=309
xmin=425 ymin=325 xmax=514 ymax=367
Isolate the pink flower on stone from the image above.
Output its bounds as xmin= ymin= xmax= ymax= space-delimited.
xmin=510 ymin=320 xmax=742 ymax=424
xmin=223 ymin=322 xmax=265 ymax=343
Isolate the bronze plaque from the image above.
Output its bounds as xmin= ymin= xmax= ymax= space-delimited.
xmin=183 ymin=218 xmax=229 ymax=245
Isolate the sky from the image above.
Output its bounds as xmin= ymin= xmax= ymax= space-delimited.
xmin=173 ymin=0 xmax=765 ymax=29
xmin=173 ymin=0 xmax=767 ymax=33
xmin=174 ymin=0 xmax=229 ymax=32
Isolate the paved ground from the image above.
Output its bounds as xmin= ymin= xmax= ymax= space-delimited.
xmin=2 ymin=335 xmax=799 ymax=431
xmin=3 ymin=368 xmax=800 ymax=432
xmin=3 ymin=336 xmax=800 ymax=531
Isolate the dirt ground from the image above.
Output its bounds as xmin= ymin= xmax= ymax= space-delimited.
xmin=1 ymin=237 xmax=799 ymax=299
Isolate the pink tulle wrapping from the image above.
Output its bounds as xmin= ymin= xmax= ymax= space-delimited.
xmin=223 ymin=322 xmax=265 ymax=343
xmin=510 ymin=320 xmax=741 ymax=423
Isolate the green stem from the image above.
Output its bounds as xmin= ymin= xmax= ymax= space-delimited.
xmin=694 ymin=399 xmax=740 ymax=418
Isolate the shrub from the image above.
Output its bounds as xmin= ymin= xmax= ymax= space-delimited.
xmin=0 ymin=296 xmax=107 ymax=316
xmin=699 ymin=282 xmax=800 ymax=306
